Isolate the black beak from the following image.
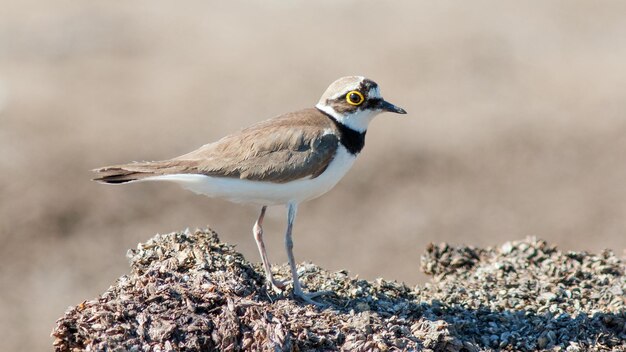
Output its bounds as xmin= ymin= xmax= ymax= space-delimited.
xmin=377 ymin=99 xmax=407 ymax=114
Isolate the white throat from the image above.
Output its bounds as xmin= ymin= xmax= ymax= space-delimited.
xmin=315 ymin=103 xmax=378 ymax=133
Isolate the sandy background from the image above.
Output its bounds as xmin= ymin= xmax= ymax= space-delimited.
xmin=1 ymin=1 xmax=625 ymax=350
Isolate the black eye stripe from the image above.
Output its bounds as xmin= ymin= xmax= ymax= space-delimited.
xmin=329 ymin=79 xmax=381 ymax=110
xmin=364 ymin=97 xmax=381 ymax=109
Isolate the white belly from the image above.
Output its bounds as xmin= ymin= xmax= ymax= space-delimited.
xmin=142 ymin=146 xmax=357 ymax=205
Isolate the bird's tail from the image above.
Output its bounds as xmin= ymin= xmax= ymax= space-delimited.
xmin=93 ymin=161 xmax=178 ymax=184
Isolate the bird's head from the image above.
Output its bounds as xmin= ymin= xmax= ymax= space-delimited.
xmin=315 ymin=76 xmax=406 ymax=132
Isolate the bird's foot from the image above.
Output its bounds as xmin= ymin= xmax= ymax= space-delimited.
xmin=293 ymin=288 xmax=334 ymax=306
xmin=266 ymin=278 xmax=288 ymax=294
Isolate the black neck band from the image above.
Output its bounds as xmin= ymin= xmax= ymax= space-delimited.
xmin=317 ymin=108 xmax=366 ymax=155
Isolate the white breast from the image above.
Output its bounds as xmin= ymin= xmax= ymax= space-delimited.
xmin=142 ymin=146 xmax=357 ymax=206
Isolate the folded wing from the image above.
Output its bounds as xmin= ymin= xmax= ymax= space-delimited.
xmin=93 ymin=109 xmax=339 ymax=184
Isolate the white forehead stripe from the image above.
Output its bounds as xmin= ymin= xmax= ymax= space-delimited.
xmin=368 ymin=86 xmax=381 ymax=99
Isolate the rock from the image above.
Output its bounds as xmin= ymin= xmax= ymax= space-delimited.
xmin=52 ymin=229 xmax=626 ymax=351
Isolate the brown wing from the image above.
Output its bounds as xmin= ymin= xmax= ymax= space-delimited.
xmin=176 ymin=109 xmax=339 ymax=183
xmin=94 ymin=108 xmax=340 ymax=184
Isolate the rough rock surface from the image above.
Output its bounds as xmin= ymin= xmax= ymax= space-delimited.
xmin=52 ymin=229 xmax=625 ymax=351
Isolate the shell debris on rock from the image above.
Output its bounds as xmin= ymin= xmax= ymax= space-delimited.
xmin=53 ymin=230 xmax=625 ymax=351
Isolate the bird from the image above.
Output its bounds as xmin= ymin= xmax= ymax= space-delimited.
xmin=93 ymin=76 xmax=406 ymax=305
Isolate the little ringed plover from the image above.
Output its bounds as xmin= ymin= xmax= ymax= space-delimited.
xmin=94 ymin=76 xmax=406 ymax=305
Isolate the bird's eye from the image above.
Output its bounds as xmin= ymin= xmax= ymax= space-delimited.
xmin=346 ymin=90 xmax=365 ymax=106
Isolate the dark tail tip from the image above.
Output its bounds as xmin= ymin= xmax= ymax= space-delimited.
xmin=93 ymin=176 xmax=137 ymax=184
xmin=92 ymin=167 xmax=141 ymax=184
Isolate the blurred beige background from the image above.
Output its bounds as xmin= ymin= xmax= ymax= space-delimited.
xmin=1 ymin=1 xmax=626 ymax=350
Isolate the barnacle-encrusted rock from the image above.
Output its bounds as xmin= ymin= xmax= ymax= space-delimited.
xmin=53 ymin=229 xmax=625 ymax=351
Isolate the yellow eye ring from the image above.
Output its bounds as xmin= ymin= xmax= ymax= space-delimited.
xmin=346 ymin=90 xmax=365 ymax=106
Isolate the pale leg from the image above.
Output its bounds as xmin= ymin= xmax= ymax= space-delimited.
xmin=285 ymin=202 xmax=329 ymax=305
xmin=253 ymin=206 xmax=285 ymax=292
